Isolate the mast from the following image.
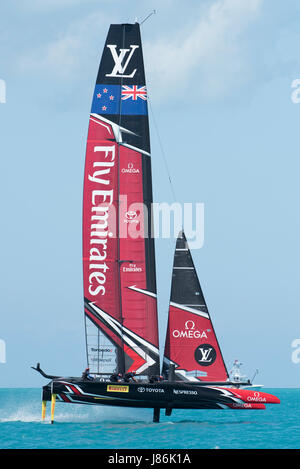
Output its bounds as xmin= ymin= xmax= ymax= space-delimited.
xmin=162 ymin=231 xmax=228 ymax=382
xmin=82 ymin=23 xmax=160 ymax=378
xmin=116 ymin=25 xmax=126 ymax=375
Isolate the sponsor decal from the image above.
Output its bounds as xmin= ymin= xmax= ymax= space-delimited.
xmin=194 ymin=344 xmax=217 ymax=366
xmin=87 ymin=145 xmax=116 ymax=297
xmin=121 ymin=163 xmax=140 ymax=174
xmin=172 ymin=320 xmax=209 ymax=340
xmin=246 ymin=392 xmax=266 ymax=403
xmin=90 ymin=347 xmax=114 ymax=363
xmin=124 ymin=210 xmax=139 ymax=223
xmin=231 ymin=403 xmax=254 ymax=409
xmin=173 ymin=389 xmax=198 ymax=395
xmin=137 ymin=387 xmax=165 ymax=393
xmin=105 ymin=44 xmax=139 ymax=78
xmin=91 ymin=348 xmax=113 ymax=353
xmin=122 ymin=263 xmax=142 ymax=273
xmin=91 ymin=357 xmax=112 ymax=362
xmin=107 ymin=385 xmax=129 ymax=393
xmin=185 ymin=320 xmax=195 ymax=329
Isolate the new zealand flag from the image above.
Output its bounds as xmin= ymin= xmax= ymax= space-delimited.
xmin=91 ymin=84 xmax=148 ymax=115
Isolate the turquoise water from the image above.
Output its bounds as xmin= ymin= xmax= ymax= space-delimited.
xmin=0 ymin=388 xmax=299 ymax=449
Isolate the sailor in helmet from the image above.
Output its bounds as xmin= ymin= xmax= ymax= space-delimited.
xmin=110 ymin=372 xmax=123 ymax=382
xmin=149 ymin=374 xmax=164 ymax=383
xmin=81 ymin=367 xmax=94 ymax=381
xmin=123 ymin=371 xmax=137 ymax=383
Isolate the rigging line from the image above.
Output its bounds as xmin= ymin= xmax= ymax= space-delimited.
xmin=140 ymin=10 xmax=156 ymax=26
xmin=148 ymin=96 xmax=177 ymax=203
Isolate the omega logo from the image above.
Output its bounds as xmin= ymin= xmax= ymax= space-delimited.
xmin=185 ymin=320 xmax=195 ymax=330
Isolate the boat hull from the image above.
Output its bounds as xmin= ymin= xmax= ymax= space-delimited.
xmin=42 ymin=379 xmax=279 ymax=410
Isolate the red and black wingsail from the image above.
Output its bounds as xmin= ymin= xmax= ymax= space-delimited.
xmin=163 ymin=231 xmax=228 ymax=382
xmin=82 ymin=23 xmax=159 ymax=378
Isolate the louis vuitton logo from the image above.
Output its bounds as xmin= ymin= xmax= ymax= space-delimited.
xmin=105 ymin=44 xmax=139 ymax=78
xmin=194 ymin=343 xmax=216 ymax=366
xmin=197 ymin=347 xmax=213 ymax=363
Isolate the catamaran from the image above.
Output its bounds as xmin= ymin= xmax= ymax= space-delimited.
xmin=33 ymin=21 xmax=280 ymax=423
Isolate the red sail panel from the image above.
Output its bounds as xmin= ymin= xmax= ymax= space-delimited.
xmin=82 ymin=23 xmax=160 ymax=377
xmin=119 ymin=146 xmax=159 ymax=374
xmin=163 ymin=231 xmax=228 ymax=382
xmin=164 ymin=305 xmax=228 ymax=382
xmin=83 ymin=120 xmax=121 ymax=374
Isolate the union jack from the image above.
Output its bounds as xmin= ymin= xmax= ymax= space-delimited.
xmin=121 ymin=85 xmax=147 ymax=101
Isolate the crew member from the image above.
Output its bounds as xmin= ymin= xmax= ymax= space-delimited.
xmin=149 ymin=375 xmax=164 ymax=383
xmin=81 ymin=367 xmax=94 ymax=381
xmin=123 ymin=371 xmax=137 ymax=383
xmin=110 ymin=372 xmax=123 ymax=382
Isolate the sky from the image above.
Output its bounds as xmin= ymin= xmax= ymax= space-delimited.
xmin=0 ymin=0 xmax=300 ymax=388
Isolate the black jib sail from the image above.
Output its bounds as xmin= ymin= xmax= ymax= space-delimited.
xmin=163 ymin=231 xmax=229 ymax=382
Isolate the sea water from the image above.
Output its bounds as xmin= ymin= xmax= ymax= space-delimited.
xmin=0 ymin=388 xmax=299 ymax=449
